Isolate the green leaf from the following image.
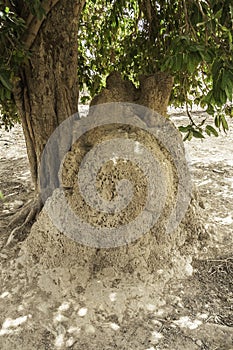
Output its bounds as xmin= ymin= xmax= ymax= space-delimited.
xmin=215 ymin=9 xmax=222 ymax=19
xmin=205 ymin=125 xmax=219 ymax=137
xmin=178 ymin=125 xmax=191 ymax=133
xmin=174 ymin=54 xmax=183 ymax=71
xmin=221 ymin=69 xmax=229 ymax=90
xmin=212 ymin=59 xmax=223 ymax=78
xmin=192 ymin=130 xmax=205 ymax=139
xmin=220 ymin=115 xmax=229 ymax=132
xmin=183 ymin=131 xmax=193 ymax=141
xmin=0 ymin=191 xmax=4 ymax=200
xmin=0 ymin=72 xmax=12 ymax=91
xmin=213 ymin=69 xmax=226 ymax=105
xmin=219 ymin=89 xmax=227 ymax=105
xmin=225 ymin=85 xmax=233 ymax=101
xmin=0 ymin=88 xmax=4 ymax=101
xmin=5 ymin=89 xmax=11 ymax=99
xmin=215 ymin=115 xmax=221 ymax=128
xmin=201 ymin=91 xmax=214 ymax=106
xmin=228 ymin=31 xmax=233 ymax=50
xmin=187 ymin=57 xmax=197 ymax=73
xmin=206 ymin=104 xmax=215 ymax=115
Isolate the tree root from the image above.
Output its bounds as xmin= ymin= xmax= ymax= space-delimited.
xmin=6 ymin=195 xmax=43 ymax=246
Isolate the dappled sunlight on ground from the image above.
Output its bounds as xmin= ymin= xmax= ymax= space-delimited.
xmin=0 ymin=109 xmax=232 ymax=349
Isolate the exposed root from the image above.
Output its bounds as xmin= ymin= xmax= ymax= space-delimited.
xmin=6 ymin=195 xmax=43 ymax=246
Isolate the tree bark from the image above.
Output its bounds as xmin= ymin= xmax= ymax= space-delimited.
xmin=6 ymin=1 xmax=85 ymax=239
xmin=13 ymin=0 xmax=85 ymax=193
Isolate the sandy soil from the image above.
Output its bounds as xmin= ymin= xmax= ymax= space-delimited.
xmin=0 ymin=108 xmax=232 ymax=350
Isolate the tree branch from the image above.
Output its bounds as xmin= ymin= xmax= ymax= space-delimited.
xmin=182 ymin=0 xmax=189 ymax=33
xmin=186 ymin=104 xmax=197 ymax=127
xmin=23 ymin=0 xmax=60 ymax=50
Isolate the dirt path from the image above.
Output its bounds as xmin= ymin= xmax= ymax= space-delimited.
xmin=0 ymin=109 xmax=232 ymax=350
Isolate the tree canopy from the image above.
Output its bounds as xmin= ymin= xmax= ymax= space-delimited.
xmin=1 ymin=0 xmax=233 ymax=138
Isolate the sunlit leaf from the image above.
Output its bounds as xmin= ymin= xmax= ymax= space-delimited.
xmin=205 ymin=125 xmax=219 ymax=137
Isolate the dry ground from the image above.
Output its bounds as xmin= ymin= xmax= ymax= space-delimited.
xmin=0 ymin=108 xmax=232 ymax=350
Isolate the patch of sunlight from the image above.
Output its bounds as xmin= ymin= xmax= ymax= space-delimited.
xmin=109 ymin=292 xmax=117 ymax=302
xmin=224 ymin=177 xmax=233 ymax=187
xmin=54 ymin=334 xmax=64 ymax=348
xmin=58 ymin=301 xmax=70 ymax=312
xmin=17 ymin=305 xmax=24 ymax=312
xmin=197 ymin=313 xmax=209 ymax=320
xmin=0 ymin=291 xmax=10 ymax=298
xmin=154 ymin=309 xmax=165 ymax=316
xmin=146 ymin=304 xmax=156 ymax=312
xmin=18 ymin=170 xmax=30 ymax=181
xmin=134 ymin=141 xmax=143 ymax=154
xmin=110 ymin=323 xmax=120 ymax=331
xmin=172 ymin=316 xmax=202 ymax=330
xmin=215 ymin=215 xmax=233 ymax=225
xmin=66 ymin=337 xmax=75 ymax=347
xmin=185 ymin=262 xmax=193 ymax=276
xmin=2 ymin=315 xmax=29 ymax=328
xmin=53 ymin=313 xmax=68 ymax=323
xmin=67 ymin=326 xmax=81 ymax=335
xmin=198 ymin=179 xmax=212 ymax=186
xmin=145 ymin=347 xmax=156 ymax=350
xmin=221 ymin=189 xmax=233 ymax=198
xmin=77 ymin=307 xmax=88 ymax=317
xmin=0 ymin=315 xmax=31 ymax=336
xmin=0 ymin=329 xmax=14 ymax=336
xmin=110 ymin=156 xmax=118 ymax=165
xmin=152 ymin=320 xmax=162 ymax=326
xmin=85 ymin=324 xmax=95 ymax=334
xmin=151 ymin=330 xmax=163 ymax=341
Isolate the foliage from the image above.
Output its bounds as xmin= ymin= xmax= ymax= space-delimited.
xmin=0 ymin=0 xmax=45 ymax=129
xmin=0 ymin=0 xmax=233 ymax=139
xmin=79 ymin=0 xmax=233 ymax=139
xmin=0 ymin=1 xmax=26 ymax=127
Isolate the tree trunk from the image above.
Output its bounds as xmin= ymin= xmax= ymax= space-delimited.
xmin=91 ymin=71 xmax=174 ymax=117
xmin=7 ymin=1 xmax=85 ymax=239
xmin=13 ymin=0 xmax=85 ymax=193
